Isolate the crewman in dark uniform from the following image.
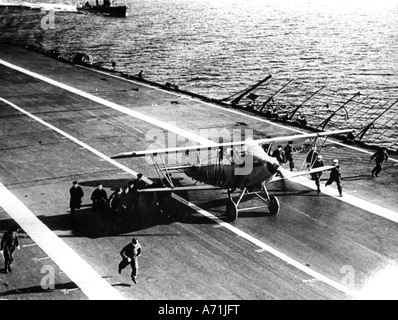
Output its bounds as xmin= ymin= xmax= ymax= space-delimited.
xmin=311 ymin=155 xmax=325 ymax=192
xmin=133 ymin=173 xmax=147 ymax=191
xmin=284 ymin=141 xmax=297 ymax=171
xmin=108 ymin=187 xmax=124 ymax=230
xmin=109 ymin=187 xmax=124 ymax=214
xmin=0 ymin=225 xmax=20 ymax=273
xmin=272 ymin=145 xmax=286 ymax=165
xmin=118 ymin=237 xmax=142 ymax=284
xmin=69 ymin=181 xmax=84 ymax=225
xmin=325 ymin=159 xmax=343 ymax=197
xmin=371 ymin=147 xmax=389 ymax=177
xmin=90 ymin=183 xmax=108 ymax=214
xmin=297 ymin=113 xmax=308 ymax=127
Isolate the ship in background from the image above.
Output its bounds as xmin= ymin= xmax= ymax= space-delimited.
xmin=76 ymin=0 xmax=128 ymax=17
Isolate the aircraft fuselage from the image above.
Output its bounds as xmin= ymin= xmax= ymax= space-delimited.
xmin=183 ymin=145 xmax=281 ymax=189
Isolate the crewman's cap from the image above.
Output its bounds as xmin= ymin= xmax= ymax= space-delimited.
xmin=288 ymin=141 xmax=293 ymax=144
xmin=131 ymin=238 xmax=137 ymax=244
xmin=73 ymin=181 xmax=78 ymax=185
xmin=317 ymin=155 xmax=323 ymax=159
xmin=277 ymin=145 xmax=282 ymax=148
xmin=333 ymin=159 xmax=339 ymax=164
xmin=137 ymin=173 xmax=143 ymax=178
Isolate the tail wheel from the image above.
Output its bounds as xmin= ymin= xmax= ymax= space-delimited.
xmin=226 ymin=201 xmax=238 ymax=222
xmin=268 ymin=195 xmax=280 ymax=215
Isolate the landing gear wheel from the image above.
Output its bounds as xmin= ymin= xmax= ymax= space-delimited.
xmin=226 ymin=201 xmax=238 ymax=222
xmin=268 ymin=195 xmax=280 ymax=216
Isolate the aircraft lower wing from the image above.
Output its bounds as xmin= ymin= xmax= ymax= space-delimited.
xmin=270 ymin=165 xmax=334 ymax=182
xmin=138 ymin=166 xmax=334 ymax=193
xmin=138 ymin=185 xmax=223 ymax=193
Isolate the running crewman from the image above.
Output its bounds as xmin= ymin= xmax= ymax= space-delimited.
xmin=325 ymin=159 xmax=343 ymax=197
xmin=118 ymin=237 xmax=142 ymax=284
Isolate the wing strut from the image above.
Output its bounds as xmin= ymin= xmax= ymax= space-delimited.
xmin=151 ymin=154 xmax=175 ymax=188
xmin=300 ymin=135 xmax=330 ymax=171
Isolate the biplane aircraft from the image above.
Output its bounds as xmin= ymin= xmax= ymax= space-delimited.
xmin=112 ymin=129 xmax=353 ymax=222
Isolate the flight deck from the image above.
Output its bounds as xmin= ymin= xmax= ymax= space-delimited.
xmin=0 ymin=43 xmax=397 ymax=301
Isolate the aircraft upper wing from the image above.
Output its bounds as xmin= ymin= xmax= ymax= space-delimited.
xmin=111 ymin=129 xmax=353 ymax=159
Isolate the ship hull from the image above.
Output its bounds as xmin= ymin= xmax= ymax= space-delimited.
xmin=76 ymin=5 xmax=127 ymax=17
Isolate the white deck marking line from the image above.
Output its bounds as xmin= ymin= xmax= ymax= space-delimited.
xmin=293 ymin=176 xmax=398 ymax=223
xmin=172 ymin=193 xmax=360 ymax=299
xmin=0 ymin=97 xmax=130 ymax=299
xmin=0 ymin=98 xmax=356 ymax=298
xmin=0 ymin=182 xmax=124 ymax=300
xmin=78 ymin=65 xmax=398 ymax=163
xmin=0 ymin=59 xmax=211 ymax=147
xmin=0 ymin=97 xmax=150 ymax=184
